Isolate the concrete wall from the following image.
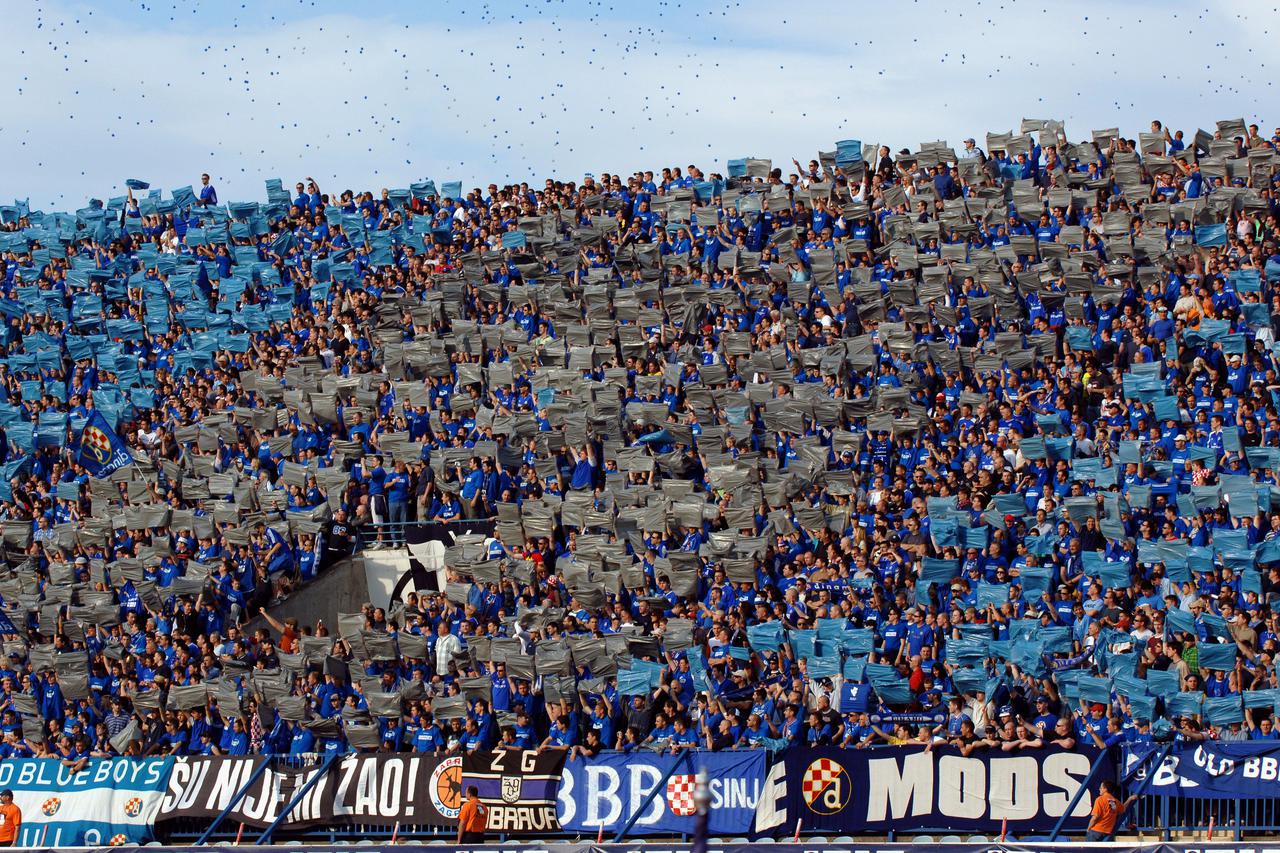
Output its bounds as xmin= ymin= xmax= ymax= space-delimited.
xmin=244 ymin=556 xmax=372 ymax=636
xmin=362 ymin=549 xmax=416 ymax=608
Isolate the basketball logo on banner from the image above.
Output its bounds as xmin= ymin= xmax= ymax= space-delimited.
xmin=800 ymin=758 xmax=850 ymax=814
xmin=666 ymin=774 xmax=697 ymax=816
xmin=430 ymin=756 xmax=463 ymax=820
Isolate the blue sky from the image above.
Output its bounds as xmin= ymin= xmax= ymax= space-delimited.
xmin=0 ymin=0 xmax=1275 ymax=209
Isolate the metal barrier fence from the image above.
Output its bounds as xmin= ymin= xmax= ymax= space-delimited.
xmin=1125 ymin=789 xmax=1280 ymax=841
xmin=161 ymin=820 xmax=455 ymax=844
xmin=357 ymin=517 xmax=495 ymax=548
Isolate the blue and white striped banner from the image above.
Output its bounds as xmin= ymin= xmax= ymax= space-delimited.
xmin=0 ymin=757 xmax=173 ymax=846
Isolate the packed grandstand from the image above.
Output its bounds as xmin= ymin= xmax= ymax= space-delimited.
xmin=0 ymin=117 xmax=1274 ymax=765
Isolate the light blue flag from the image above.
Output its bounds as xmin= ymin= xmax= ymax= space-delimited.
xmin=1195 ymin=223 xmax=1227 ymax=247
xmin=1065 ymin=325 xmax=1093 ymax=350
xmin=617 ymin=668 xmax=652 ymax=696
xmin=1197 ymin=642 xmax=1237 ymax=671
xmin=1078 ymin=676 xmax=1112 ymax=704
xmin=841 ymin=629 xmax=874 ymax=657
xmin=1145 ymin=669 xmax=1180 ymax=699
xmin=1230 ymin=268 xmax=1261 ymax=292
xmin=920 ymin=558 xmax=959 ymax=584
xmin=1163 ymin=609 xmax=1196 ymax=638
xmin=835 ymin=139 xmax=863 ymax=165
xmin=976 ymin=582 xmax=1009 ymax=608
xmin=1204 ymin=695 xmax=1243 ymax=726
xmin=807 ymin=655 xmax=840 ymax=679
xmin=1244 ymin=688 xmax=1280 ymax=710
xmin=790 ymin=629 xmax=816 ymax=659
xmin=746 ymin=622 xmax=784 ymax=652
xmin=874 ymin=680 xmax=913 ymax=705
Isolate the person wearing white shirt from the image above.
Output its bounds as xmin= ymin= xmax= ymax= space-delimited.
xmin=435 ymin=621 xmax=461 ymax=675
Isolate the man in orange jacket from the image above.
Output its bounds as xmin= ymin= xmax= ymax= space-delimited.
xmin=456 ymin=785 xmax=487 ymax=844
xmin=1087 ymin=780 xmax=1137 ymax=841
xmin=0 ymin=789 xmax=22 ymax=847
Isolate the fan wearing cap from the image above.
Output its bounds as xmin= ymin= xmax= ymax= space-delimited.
xmin=1169 ymin=433 xmax=1190 ymax=477
xmin=1031 ymin=694 xmax=1059 ymax=732
xmin=1052 ymin=586 xmax=1075 ymax=622
xmin=1221 ymin=352 xmax=1247 ymax=394
xmin=1074 ymin=699 xmax=1110 ymax=741
xmin=1082 ymin=710 xmax=1126 ymax=750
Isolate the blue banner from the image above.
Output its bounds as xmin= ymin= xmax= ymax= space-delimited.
xmin=756 ymin=746 xmax=1108 ymax=834
xmin=1126 ymin=741 xmax=1280 ymax=799
xmin=557 ymin=750 xmax=764 ymax=836
xmin=75 ymin=409 xmax=132 ymax=478
xmin=1 ymin=757 xmax=173 ymax=846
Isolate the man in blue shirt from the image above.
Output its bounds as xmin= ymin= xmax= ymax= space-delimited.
xmin=512 ymin=711 xmax=536 ymax=749
xmin=385 ymin=460 xmax=411 ymax=542
xmin=880 ymin=609 xmax=906 ymax=662
xmin=459 ymin=458 xmax=484 ymax=518
xmin=290 ymin=723 xmax=316 ymax=755
xmin=198 ymin=173 xmax=217 ymax=206
xmin=569 ymin=445 xmax=596 ymax=491
xmin=219 ymin=718 xmax=250 ymax=755
xmin=413 ymin=716 xmax=445 ymax=753
xmin=905 ymin=609 xmax=936 ymax=658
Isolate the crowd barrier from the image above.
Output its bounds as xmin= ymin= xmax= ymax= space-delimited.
xmin=52 ymin=840 xmax=1280 ymax=845
xmin=359 ymin=517 xmax=496 ymax=546
xmin=1119 ymin=741 xmax=1280 ymax=840
xmin=27 ymin=840 xmax=1280 ymax=845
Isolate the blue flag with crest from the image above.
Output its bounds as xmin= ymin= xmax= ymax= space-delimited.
xmin=74 ymin=410 xmax=131 ymax=478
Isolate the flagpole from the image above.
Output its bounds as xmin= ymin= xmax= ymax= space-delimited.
xmin=691 ymin=768 xmax=710 ymax=853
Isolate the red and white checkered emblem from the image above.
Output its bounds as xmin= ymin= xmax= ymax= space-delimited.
xmin=666 ymin=774 xmax=697 ymax=816
xmin=83 ymin=426 xmax=113 ymax=463
xmin=800 ymin=757 xmax=850 ymax=814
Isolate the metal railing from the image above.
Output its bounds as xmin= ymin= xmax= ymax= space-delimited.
xmin=357 ymin=517 xmax=496 ymax=548
xmin=162 ymin=819 xmax=456 ymax=844
xmin=1124 ymin=789 xmax=1280 ymax=841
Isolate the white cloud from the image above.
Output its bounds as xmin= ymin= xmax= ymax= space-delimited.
xmin=0 ymin=0 xmax=1274 ymax=210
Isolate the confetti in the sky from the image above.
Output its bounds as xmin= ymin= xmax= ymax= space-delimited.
xmin=0 ymin=0 xmax=1273 ymax=207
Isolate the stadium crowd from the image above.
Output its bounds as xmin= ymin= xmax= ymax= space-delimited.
xmin=0 ymin=117 xmax=1278 ymax=761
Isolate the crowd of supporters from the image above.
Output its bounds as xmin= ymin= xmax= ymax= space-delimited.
xmin=0 ymin=117 xmax=1279 ymax=759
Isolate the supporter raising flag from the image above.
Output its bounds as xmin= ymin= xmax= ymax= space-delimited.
xmin=73 ymin=410 xmax=132 ymax=479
